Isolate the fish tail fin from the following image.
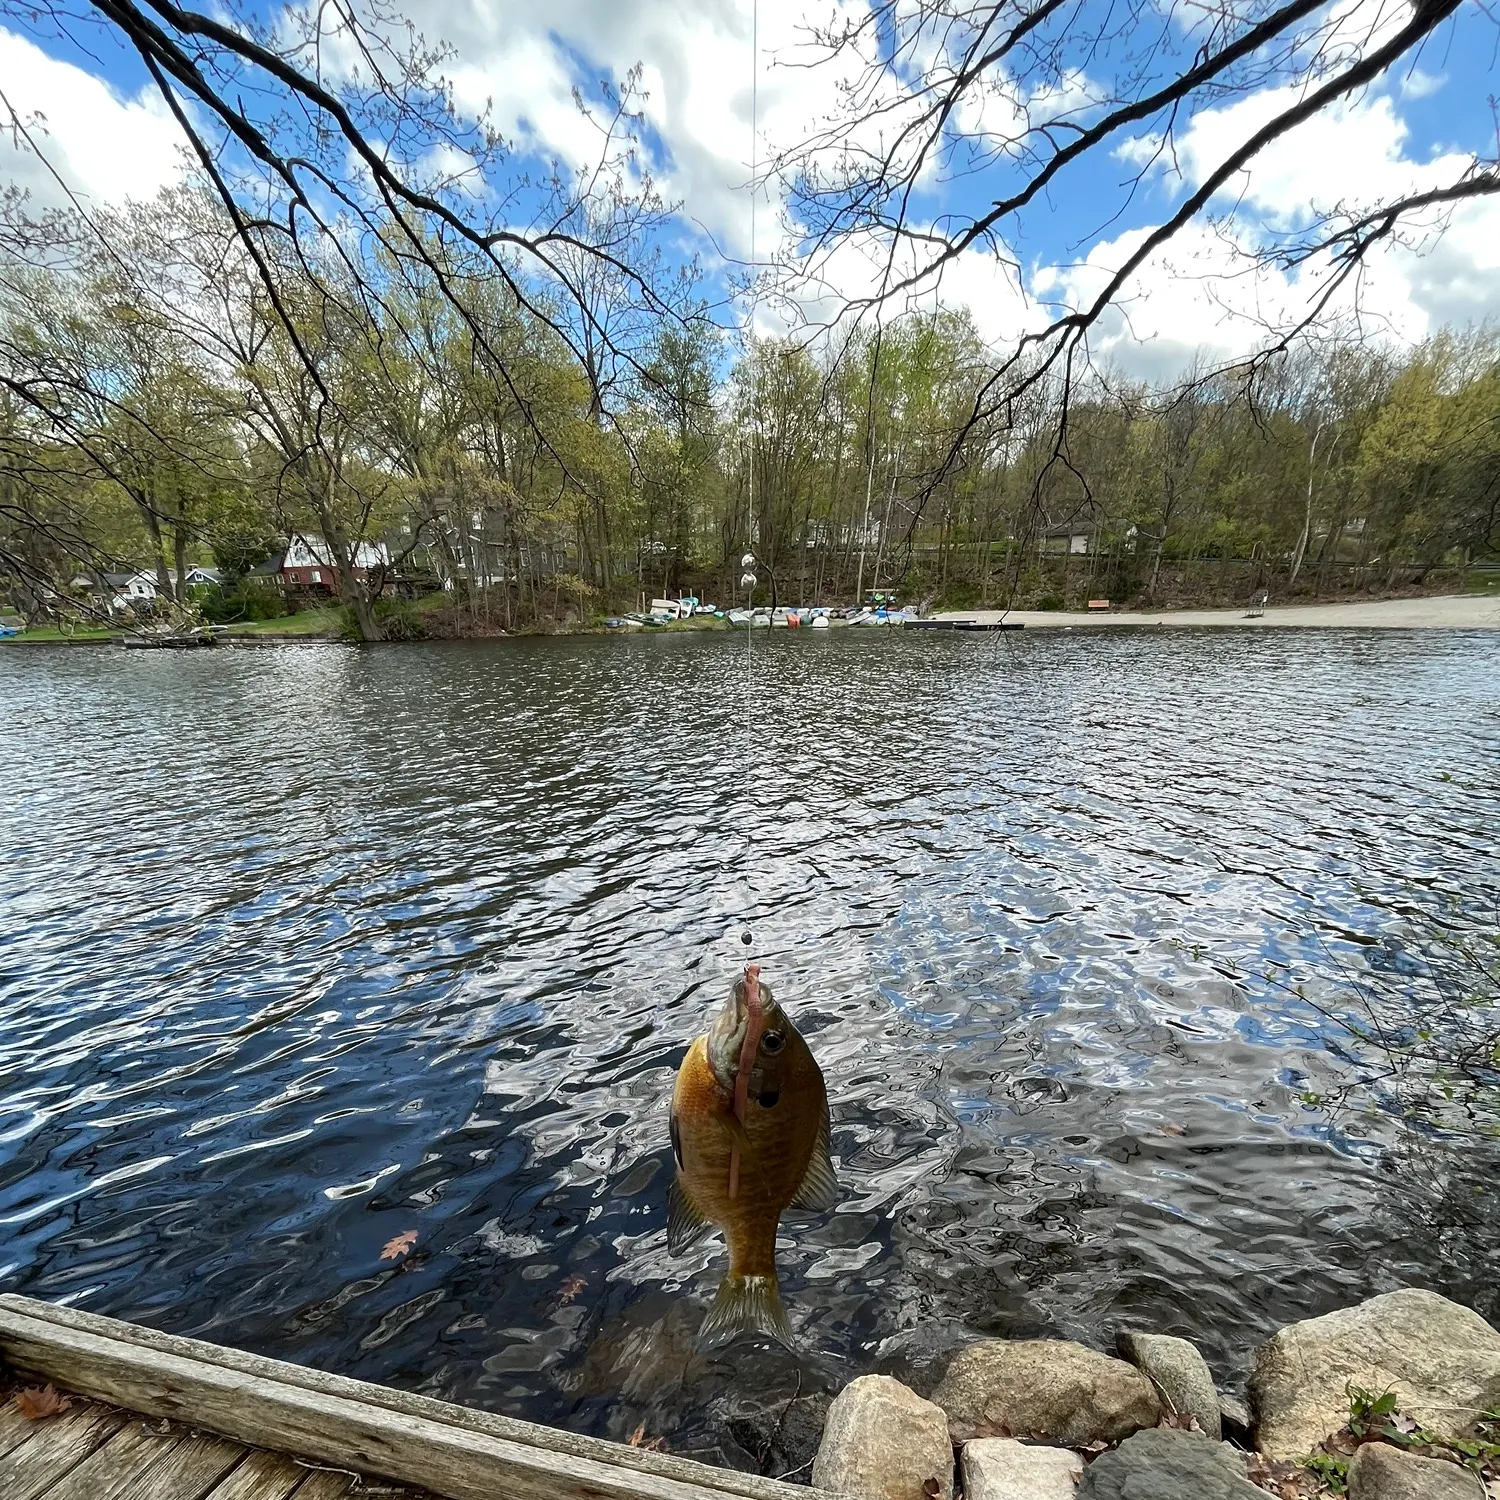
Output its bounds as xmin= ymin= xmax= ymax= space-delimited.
xmin=698 ymin=1273 xmax=792 ymax=1350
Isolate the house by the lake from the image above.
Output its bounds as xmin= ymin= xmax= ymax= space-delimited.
xmin=280 ymin=533 xmax=390 ymax=595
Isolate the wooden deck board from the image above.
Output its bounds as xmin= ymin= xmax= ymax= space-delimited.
xmin=111 ymin=1431 xmax=247 ymax=1500
xmin=0 ymin=1396 xmax=42 ymax=1459
xmin=0 ymin=1403 xmax=124 ymax=1500
xmin=202 ymin=1449 xmax=310 ymax=1500
xmin=31 ymin=1415 xmax=181 ymax=1500
xmin=287 ymin=1465 xmax=417 ymax=1499
xmin=283 ymin=1473 xmax=360 ymax=1500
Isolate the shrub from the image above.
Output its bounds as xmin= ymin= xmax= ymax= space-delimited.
xmin=340 ymin=597 xmax=429 ymax=642
xmin=198 ymin=583 xmax=286 ymax=623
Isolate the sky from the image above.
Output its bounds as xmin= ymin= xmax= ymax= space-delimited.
xmin=1 ymin=0 xmax=1497 ymax=381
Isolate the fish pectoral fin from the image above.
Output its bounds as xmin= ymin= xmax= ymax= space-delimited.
xmin=666 ymin=1177 xmax=713 ymax=1255
xmin=698 ymin=1274 xmax=792 ymax=1350
xmin=788 ymin=1108 xmax=839 ymax=1214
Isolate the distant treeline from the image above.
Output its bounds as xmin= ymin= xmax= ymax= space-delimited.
xmin=3 ymin=188 xmax=1496 ymax=637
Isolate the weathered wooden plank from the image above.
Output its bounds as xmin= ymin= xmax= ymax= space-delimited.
xmin=201 ymin=1449 xmax=309 ymax=1500
xmin=0 ymin=1296 xmax=830 ymax=1500
xmin=0 ymin=1403 xmax=123 ymax=1500
xmin=0 ymin=1397 xmax=41 ymax=1459
xmin=118 ymin=1432 xmax=246 ymax=1500
xmin=30 ymin=1418 xmax=178 ymax=1500
xmin=286 ymin=1462 xmax=422 ymax=1499
xmin=285 ymin=1468 xmax=361 ymax=1500
xmin=0 ymin=1304 xmax=809 ymax=1500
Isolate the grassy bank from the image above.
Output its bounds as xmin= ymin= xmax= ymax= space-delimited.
xmin=0 ymin=624 xmax=117 ymax=644
xmin=224 ymin=607 xmax=342 ymax=637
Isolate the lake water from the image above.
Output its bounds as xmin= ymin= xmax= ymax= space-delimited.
xmin=2 ymin=629 xmax=1497 ymax=1469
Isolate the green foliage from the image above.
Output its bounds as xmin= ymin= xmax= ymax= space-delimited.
xmin=340 ymin=597 xmax=429 ymax=643
xmin=1298 ymin=1453 xmax=1349 ymax=1492
xmin=2 ymin=186 xmax=1497 ymax=632
xmin=198 ymin=583 xmax=285 ymax=623
xmin=1341 ymin=1385 xmax=1500 ymax=1481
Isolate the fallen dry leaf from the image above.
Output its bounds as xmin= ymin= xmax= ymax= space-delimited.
xmin=555 ymin=1274 xmax=587 ymax=1306
xmin=16 ymin=1385 xmax=72 ymax=1420
xmin=627 ymin=1424 xmax=665 ymax=1452
xmin=380 ymin=1229 xmax=418 ymax=1261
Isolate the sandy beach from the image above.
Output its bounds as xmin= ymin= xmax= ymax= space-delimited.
xmin=932 ymin=594 xmax=1500 ymax=630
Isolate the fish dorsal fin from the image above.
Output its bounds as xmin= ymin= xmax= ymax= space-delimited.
xmin=667 ymin=1177 xmax=713 ymax=1255
xmin=789 ymin=1107 xmax=838 ymax=1214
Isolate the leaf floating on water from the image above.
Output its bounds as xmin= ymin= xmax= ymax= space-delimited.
xmin=16 ymin=1385 xmax=71 ymax=1420
xmin=627 ymin=1424 xmax=665 ymax=1451
xmin=380 ymin=1229 xmax=418 ymax=1261
xmin=1159 ymin=1123 xmax=1187 ymax=1136
xmin=555 ymin=1274 xmax=587 ymax=1306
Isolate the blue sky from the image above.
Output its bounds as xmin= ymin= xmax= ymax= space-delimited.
xmin=2 ymin=0 xmax=1497 ymax=377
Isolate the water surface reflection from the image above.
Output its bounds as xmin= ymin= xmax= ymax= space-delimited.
xmin=1 ymin=629 xmax=1496 ymax=1467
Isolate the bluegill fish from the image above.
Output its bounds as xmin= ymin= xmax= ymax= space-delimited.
xmin=668 ymin=963 xmax=838 ymax=1346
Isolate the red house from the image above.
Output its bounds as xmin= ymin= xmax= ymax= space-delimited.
xmin=279 ymin=533 xmax=390 ymax=594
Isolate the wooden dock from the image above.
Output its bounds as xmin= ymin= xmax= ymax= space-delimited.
xmin=901 ymin=618 xmax=1023 ymax=631
xmin=0 ymin=1296 xmax=833 ymax=1500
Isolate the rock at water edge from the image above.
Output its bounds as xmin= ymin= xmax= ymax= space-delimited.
xmin=1347 ymin=1442 xmax=1485 ymax=1500
xmin=1218 ymin=1393 xmax=1251 ymax=1443
xmin=932 ymin=1340 xmax=1160 ymax=1447
xmin=1078 ymin=1428 xmax=1266 ymax=1500
xmin=1251 ymin=1289 xmax=1500 ymax=1461
xmin=1116 ymin=1331 xmax=1221 ymax=1439
xmin=961 ymin=1439 xmax=1083 ymax=1500
xmin=812 ymin=1375 xmax=955 ymax=1500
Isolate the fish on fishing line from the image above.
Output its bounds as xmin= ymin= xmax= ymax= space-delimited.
xmin=667 ymin=962 xmax=838 ymax=1347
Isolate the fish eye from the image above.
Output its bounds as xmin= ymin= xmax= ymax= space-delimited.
xmin=761 ymin=1030 xmax=785 ymax=1055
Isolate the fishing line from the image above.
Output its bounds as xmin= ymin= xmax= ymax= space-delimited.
xmin=733 ymin=0 xmax=760 ymax=956
xmin=742 ymin=0 xmax=759 ymax=699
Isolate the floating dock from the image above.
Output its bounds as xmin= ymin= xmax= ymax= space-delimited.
xmin=902 ymin=618 xmax=1024 ymax=631
xmin=0 ymin=1295 xmax=829 ymax=1500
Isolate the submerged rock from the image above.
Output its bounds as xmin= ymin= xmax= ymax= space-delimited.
xmin=1077 ymin=1427 xmax=1265 ymax=1499
xmin=1116 ymin=1331 xmax=1221 ymax=1440
xmin=812 ymin=1375 xmax=954 ymax=1500
xmin=932 ymin=1339 xmax=1160 ymax=1447
xmin=707 ymin=1388 xmax=832 ymax=1479
xmin=1347 ymin=1442 xmax=1485 ymax=1500
xmin=960 ymin=1438 xmax=1082 ymax=1500
xmin=1250 ymin=1289 xmax=1500 ymax=1461
xmin=1218 ymin=1392 xmax=1252 ymax=1444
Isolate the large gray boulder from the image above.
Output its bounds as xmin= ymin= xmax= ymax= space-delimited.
xmin=932 ymin=1340 xmax=1160 ymax=1447
xmin=1078 ymin=1428 xmax=1265 ymax=1500
xmin=813 ymin=1375 xmax=955 ymax=1500
xmin=1116 ymin=1331 xmax=1221 ymax=1439
xmin=960 ymin=1438 xmax=1082 ymax=1500
xmin=1347 ymin=1442 xmax=1485 ymax=1500
xmin=1251 ymin=1290 xmax=1500 ymax=1461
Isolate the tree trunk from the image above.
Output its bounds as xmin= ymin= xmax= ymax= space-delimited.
xmin=1287 ymin=419 xmax=1324 ymax=591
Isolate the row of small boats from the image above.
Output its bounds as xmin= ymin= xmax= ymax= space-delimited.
xmin=604 ymin=604 xmax=913 ymax=631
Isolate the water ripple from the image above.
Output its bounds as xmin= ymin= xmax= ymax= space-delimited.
xmin=1 ymin=628 xmax=1496 ymax=1464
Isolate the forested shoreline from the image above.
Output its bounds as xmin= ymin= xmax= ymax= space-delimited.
xmin=3 ymin=188 xmax=1497 ymax=641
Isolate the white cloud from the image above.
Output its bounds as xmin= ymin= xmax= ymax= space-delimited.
xmin=0 ymin=28 xmax=185 ymax=210
xmin=1155 ymin=86 xmax=1474 ymax=231
xmin=1398 ymin=67 xmax=1445 ymax=100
